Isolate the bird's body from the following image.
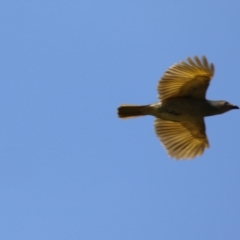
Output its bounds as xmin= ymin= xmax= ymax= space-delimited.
xmin=117 ymin=56 xmax=238 ymax=160
xmin=121 ymin=98 xmax=232 ymax=120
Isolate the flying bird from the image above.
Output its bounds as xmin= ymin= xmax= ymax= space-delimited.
xmin=117 ymin=56 xmax=239 ymax=160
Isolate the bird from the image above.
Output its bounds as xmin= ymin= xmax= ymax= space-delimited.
xmin=117 ymin=56 xmax=239 ymax=160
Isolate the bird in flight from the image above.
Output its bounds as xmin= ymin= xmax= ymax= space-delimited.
xmin=117 ymin=56 xmax=239 ymax=160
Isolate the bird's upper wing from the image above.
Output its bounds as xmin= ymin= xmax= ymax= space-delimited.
xmin=154 ymin=118 xmax=209 ymax=160
xmin=158 ymin=56 xmax=214 ymax=100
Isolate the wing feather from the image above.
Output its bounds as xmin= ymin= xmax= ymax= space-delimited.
xmin=154 ymin=118 xmax=209 ymax=160
xmin=158 ymin=56 xmax=214 ymax=100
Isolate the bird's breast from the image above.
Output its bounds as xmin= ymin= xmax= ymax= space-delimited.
xmin=154 ymin=97 xmax=208 ymax=121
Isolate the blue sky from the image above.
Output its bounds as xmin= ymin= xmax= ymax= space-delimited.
xmin=0 ymin=1 xmax=239 ymax=239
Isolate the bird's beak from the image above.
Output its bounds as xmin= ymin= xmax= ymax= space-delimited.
xmin=231 ymin=105 xmax=239 ymax=109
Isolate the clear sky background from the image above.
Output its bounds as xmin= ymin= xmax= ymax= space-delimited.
xmin=0 ymin=1 xmax=239 ymax=239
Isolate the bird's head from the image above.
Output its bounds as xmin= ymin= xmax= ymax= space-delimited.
xmin=210 ymin=100 xmax=239 ymax=114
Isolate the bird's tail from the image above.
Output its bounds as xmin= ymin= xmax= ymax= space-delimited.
xmin=117 ymin=104 xmax=149 ymax=119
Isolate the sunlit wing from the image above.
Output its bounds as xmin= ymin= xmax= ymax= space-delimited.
xmin=158 ymin=56 xmax=214 ymax=100
xmin=154 ymin=118 xmax=209 ymax=160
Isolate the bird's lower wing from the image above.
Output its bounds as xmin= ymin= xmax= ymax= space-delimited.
xmin=154 ymin=118 xmax=209 ymax=160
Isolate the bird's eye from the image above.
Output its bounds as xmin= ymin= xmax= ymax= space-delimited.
xmin=223 ymin=101 xmax=229 ymax=106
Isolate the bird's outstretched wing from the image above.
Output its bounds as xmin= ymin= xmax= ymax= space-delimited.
xmin=154 ymin=118 xmax=209 ymax=160
xmin=158 ymin=56 xmax=214 ymax=100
